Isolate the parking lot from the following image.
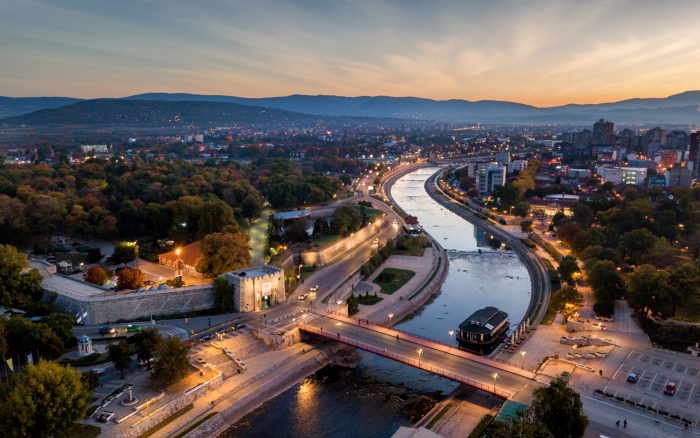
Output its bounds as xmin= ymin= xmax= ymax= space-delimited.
xmin=601 ymin=350 xmax=700 ymax=425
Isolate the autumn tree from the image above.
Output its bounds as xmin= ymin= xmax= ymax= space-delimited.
xmin=84 ymin=266 xmax=114 ymax=286
xmin=116 ymin=267 xmax=145 ymax=289
xmin=153 ymin=338 xmax=190 ymax=384
xmin=112 ymin=241 xmax=138 ymax=266
xmin=195 ymin=232 xmax=251 ymax=276
xmin=107 ymin=340 xmax=132 ymax=378
xmin=0 ymin=244 xmax=43 ymax=307
xmin=0 ymin=361 xmax=91 ymax=438
xmin=0 ymin=194 xmax=29 ymax=246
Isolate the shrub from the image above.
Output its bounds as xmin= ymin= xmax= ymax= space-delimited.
xmin=376 ymin=271 xmax=397 ymax=283
xmin=593 ymin=301 xmax=615 ymax=317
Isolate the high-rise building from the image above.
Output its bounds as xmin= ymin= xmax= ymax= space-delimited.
xmin=659 ymin=151 xmax=679 ymax=169
xmin=644 ymin=127 xmax=667 ymax=146
xmin=617 ymin=128 xmax=636 ymax=149
xmin=478 ymin=164 xmax=506 ymax=198
xmin=689 ymin=132 xmax=699 ymax=175
xmin=666 ymin=164 xmax=692 ymax=189
xmin=592 ymin=119 xmax=615 ymax=145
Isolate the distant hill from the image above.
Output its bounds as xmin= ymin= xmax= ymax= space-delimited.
xmin=4 ymin=91 xmax=700 ymax=124
xmin=0 ymin=98 xmax=406 ymax=128
xmin=0 ymin=96 xmax=84 ymax=119
xmin=123 ymin=91 xmax=700 ymax=124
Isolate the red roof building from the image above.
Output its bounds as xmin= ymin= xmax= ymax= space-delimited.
xmin=158 ymin=241 xmax=203 ymax=278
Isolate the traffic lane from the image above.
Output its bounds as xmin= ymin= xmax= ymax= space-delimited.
xmin=305 ymin=318 xmax=532 ymax=396
xmin=74 ymin=323 xmax=186 ymax=339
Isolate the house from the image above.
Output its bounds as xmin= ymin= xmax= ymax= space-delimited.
xmin=158 ymin=241 xmax=203 ymax=278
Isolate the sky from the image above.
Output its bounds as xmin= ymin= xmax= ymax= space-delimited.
xmin=1 ymin=0 xmax=700 ymax=107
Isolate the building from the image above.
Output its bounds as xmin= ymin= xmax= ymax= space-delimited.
xmin=689 ymin=133 xmax=699 ymax=175
xmin=644 ymin=140 xmax=661 ymax=159
xmin=600 ymin=167 xmax=623 ymax=185
xmin=592 ymin=119 xmax=615 ymax=145
xmin=644 ymin=127 xmax=667 ymax=146
xmin=527 ymin=196 xmax=578 ymax=216
xmin=666 ymin=164 xmax=692 ymax=189
xmin=647 ymin=176 xmax=667 ymax=188
xmin=220 ymin=266 xmax=285 ymax=312
xmin=567 ymin=169 xmax=591 ymax=178
xmin=561 ymin=130 xmax=592 ymax=149
xmin=158 ymin=241 xmax=203 ymax=278
xmin=81 ymin=144 xmax=109 ymax=154
xmin=456 ymin=306 xmax=509 ymax=346
xmin=506 ymin=160 xmax=527 ymax=173
xmin=477 ymin=164 xmax=506 ymax=198
xmin=495 ymin=150 xmax=511 ymax=164
xmin=621 ymin=167 xmax=648 ymax=185
xmin=659 ymin=150 xmax=680 ymax=169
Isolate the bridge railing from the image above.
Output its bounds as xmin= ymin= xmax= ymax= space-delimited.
xmin=351 ymin=318 xmax=525 ymax=371
xmin=299 ymin=324 xmax=511 ymax=398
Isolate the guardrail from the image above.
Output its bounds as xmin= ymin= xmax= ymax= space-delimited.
xmin=299 ymin=324 xmax=511 ymax=398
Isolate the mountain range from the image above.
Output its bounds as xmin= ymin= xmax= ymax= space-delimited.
xmin=1 ymin=91 xmax=700 ymax=125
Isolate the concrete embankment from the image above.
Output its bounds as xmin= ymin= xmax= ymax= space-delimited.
xmin=423 ymin=169 xmax=551 ymax=327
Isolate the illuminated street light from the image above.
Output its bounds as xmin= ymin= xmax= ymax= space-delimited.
xmin=521 ymin=351 xmax=526 ymax=370
xmin=448 ymin=330 xmax=454 ymax=348
xmin=388 ymin=313 xmax=394 ymax=324
xmin=417 ymin=348 xmax=423 ymax=367
xmin=492 ymin=373 xmax=499 ymax=393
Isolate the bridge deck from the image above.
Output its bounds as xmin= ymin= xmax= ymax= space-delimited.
xmin=301 ymin=314 xmax=536 ymax=398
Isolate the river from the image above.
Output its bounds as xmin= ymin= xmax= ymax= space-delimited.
xmin=221 ymin=167 xmax=531 ymax=438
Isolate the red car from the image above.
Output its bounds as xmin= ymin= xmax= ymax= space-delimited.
xmin=664 ymin=382 xmax=677 ymax=396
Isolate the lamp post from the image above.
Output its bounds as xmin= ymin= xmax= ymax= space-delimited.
xmin=417 ymin=349 xmax=423 ymax=367
xmin=521 ymin=351 xmax=526 ymax=370
xmin=175 ymin=248 xmax=182 ymax=283
xmin=448 ymin=330 xmax=454 ymax=348
xmin=492 ymin=373 xmax=499 ymax=394
xmin=388 ymin=313 xmax=393 ymax=325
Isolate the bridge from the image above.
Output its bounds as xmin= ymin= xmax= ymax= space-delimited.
xmin=299 ymin=313 xmax=537 ymax=398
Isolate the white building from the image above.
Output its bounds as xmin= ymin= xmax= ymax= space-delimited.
xmin=478 ymin=164 xmax=506 ymax=198
xmin=221 ymin=266 xmax=286 ymax=312
xmin=621 ymin=167 xmax=647 ymax=185
xmin=567 ymin=169 xmax=592 ymax=178
xmin=81 ymin=144 xmax=109 ymax=154
xmin=600 ymin=167 xmax=623 ymax=185
xmin=506 ymin=160 xmax=528 ymax=173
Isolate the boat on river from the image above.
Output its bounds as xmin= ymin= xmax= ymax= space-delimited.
xmin=456 ymin=307 xmax=509 ymax=354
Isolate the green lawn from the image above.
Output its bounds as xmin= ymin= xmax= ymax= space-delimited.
xmin=352 ymin=205 xmax=383 ymax=222
xmin=373 ymin=268 xmax=415 ymax=295
xmin=356 ymin=293 xmax=383 ymax=305
xmin=311 ymin=234 xmax=341 ymax=247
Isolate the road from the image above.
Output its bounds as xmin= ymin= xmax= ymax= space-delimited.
xmin=249 ymin=202 xmax=271 ymax=267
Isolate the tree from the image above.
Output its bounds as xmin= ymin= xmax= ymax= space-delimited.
xmin=557 ymin=256 xmax=581 ymax=285
xmin=346 ymin=294 xmax=359 ymax=315
xmin=663 ymin=262 xmax=700 ymax=316
xmin=531 ymin=377 xmax=588 ymax=438
xmin=116 ymin=267 xmax=145 ymax=289
xmin=0 ymin=194 xmax=29 ymax=246
xmin=520 ymin=220 xmax=534 ymax=234
xmin=153 ymin=337 xmax=191 ymax=384
xmin=572 ymin=203 xmax=595 ymax=228
xmin=213 ymin=276 xmax=234 ymax=312
xmin=339 ymin=173 xmax=352 ymax=185
xmin=240 ymin=192 xmax=263 ymax=227
xmin=627 ymin=264 xmax=672 ymax=320
xmin=84 ymin=266 xmax=113 ymax=286
xmin=4 ymin=315 xmax=64 ymax=360
xmin=551 ymin=210 xmax=567 ymax=226
xmin=134 ymin=328 xmax=162 ymax=370
xmin=313 ymin=217 xmax=329 ymax=236
xmin=618 ymin=229 xmax=658 ymax=266
xmin=513 ymin=202 xmax=531 ymax=219
xmin=487 ymin=408 xmax=554 ymax=438
xmin=0 ymin=244 xmax=44 ymax=307
xmin=285 ymin=218 xmax=310 ymax=243
xmin=0 ymin=319 xmax=8 ymax=361
xmin=107 ymin=340 xmax=132 ymax=379
xmin=586 ymin=260 xmax=624 ymax=301
xmin=198 ymin=196 xmax=238 ymax=238
xmin=0 ymin=361 xmax=91 ymax=438
xmin=40 ymin=313 xmax=77 ymax=347
xmin=112 ymin=241 xmax=138 ymax=266
xmin=195 ymin=232 xmax=251 ymax=277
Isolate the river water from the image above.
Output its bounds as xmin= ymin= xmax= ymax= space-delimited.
xmin=222 ymin=167 xmax=531 ymax=438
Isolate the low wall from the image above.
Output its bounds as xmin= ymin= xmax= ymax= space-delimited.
xmin=253 ymin=327 xmax=302 ymax=350
xmin=48 ymin=285 xmax=215 ymax=325
xmin=115 ymin=372 xmax=224 ymax=438
xmin=300 ymin=221 xmax=382 ymax=265
xmin=327 ymin=271 xmax=362 ymax=304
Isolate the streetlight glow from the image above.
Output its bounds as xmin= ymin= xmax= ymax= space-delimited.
xmin=448 ymin=330 xmax=454 ymax=348
xmin=417 ymin=349 xmax=423 ymax=367
xmin=521 ymin=351 xmax=526 ymax=370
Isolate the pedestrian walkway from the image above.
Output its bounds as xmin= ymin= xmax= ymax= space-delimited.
xmin=249 ymin=202 xmax=272 ymax=267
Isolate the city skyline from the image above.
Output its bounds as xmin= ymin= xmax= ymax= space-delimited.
xmin=2 ymin=0 xmax=700 ymax=106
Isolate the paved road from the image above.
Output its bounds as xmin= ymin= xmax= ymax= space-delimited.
xmin=249 ymin=202 xmax=271 ymax=267
xmin=301 ymin=314 xmax=537 ymax=398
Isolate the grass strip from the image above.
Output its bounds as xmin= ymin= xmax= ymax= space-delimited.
xmin=426 ymin=403 xmax=453 ymax=429
xmin=373 ymin=268 xmax=415 ymax=295
xmin=173 ymin=411 xmax=219 ymax=438
xmin=141 ymin=404 xmax=194 ymax=438
xmin=519 ymin=238 xmax=536 ymax=249
xmin=468 ymin=414 xmax=494 ymax=438
xmin=408 ymin=257 xmax=441 ymax=301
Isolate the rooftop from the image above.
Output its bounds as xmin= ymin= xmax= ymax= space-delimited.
xmin=273 ymin=210 xmax=310 ymax=220
xmin=459 ymin=306 xmax=508 ymax=334
xmin=160 ymin=241 xmax=201 ymax=266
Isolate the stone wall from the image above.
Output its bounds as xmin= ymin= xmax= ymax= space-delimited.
xmin=300 ymin=221 xmax=381 ymax=265
xmin=48 ymin=286 xmax=215 ymax=325
xmin=115 ymin=372 xmax=224 ymax=438
xmin=252 ymin=327 xmax=302 ymax=350
xmin=327 ymin=271 xmax=362 ymax=304
xmin=222 ymin=266 xmax=286 ymax=313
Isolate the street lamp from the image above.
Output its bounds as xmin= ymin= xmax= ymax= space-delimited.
xmin=521 ymin=351 xmax=526 ymax=370
xmin=388 ymin=313 xmax=393 ymax=324
xmin=417 ymin=349 xmax=423 ymax=367
xmin=492 ymin=373 xmax=499 ymax=393
xmin=448 ymin=330 xmax=454 ymax=348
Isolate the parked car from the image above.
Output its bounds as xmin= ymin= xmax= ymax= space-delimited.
xmin=664 ymin=382 xmax=677 ymax=396
xmin=216 ymin=328 xmax=230 ymax=336
xmin=233 ymin=323 xmax=246 ymax=330
xmin=196 ymin=357 xmax=206 ymax=364
xmin=98 ymin=326 xmax=116 ymax=335
xmin=125 ymin=325 xmax=141 ymax=332
xmin=199 ymin=334 xmax=213 ymax=342
xmin=627 ymin=373 xmax=638 ymax=383
xmin=298 ymin=294 xmax=308 ymax=300
xmin=310 ymin=285 xmax=319 ymax=292
xmin=139 ymin=358 xmax=154 ymax=367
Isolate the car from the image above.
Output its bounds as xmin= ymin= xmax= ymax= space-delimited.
xmin=298 ymin=294 xmax=308 ymax=300
xmin=98 ymin=326 xmax=116 ymax=335
xmin=627 ymin=373 xmax=638 ymax=383
xmin=664 ymin=382 xmax=677 ymax=396
xmin=310 ymin=285 xmax=319 ymax=292
xmin=233 ymin=323 xmax=246 ymax=330
xmin=373 ymin=238 xmax=379 ymax=245
xmin=182 ymin=341 xmax=195 ymax=347
xmin=199 ymin=334 xmax=213 ymax=342
xmin=216 ymin=328 xmax=230 ymax=336
xmin=196 ymin=357 xmax=206 ymax=364
xmin=125 ymin=325 xmax=141 ymax=332
xmin=139 ymin=358 xmax=154 ymax=367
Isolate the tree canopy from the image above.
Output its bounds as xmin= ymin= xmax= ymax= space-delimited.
xmin=153 ymin=337 xmax=191 ymax=384
xmin=0 ymin=244 xmax=43 ymax=308
xmin=532 ymin=377 xmax=588 ymax=438
xmin=195 ymin=232 xmax=251 ymax=277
